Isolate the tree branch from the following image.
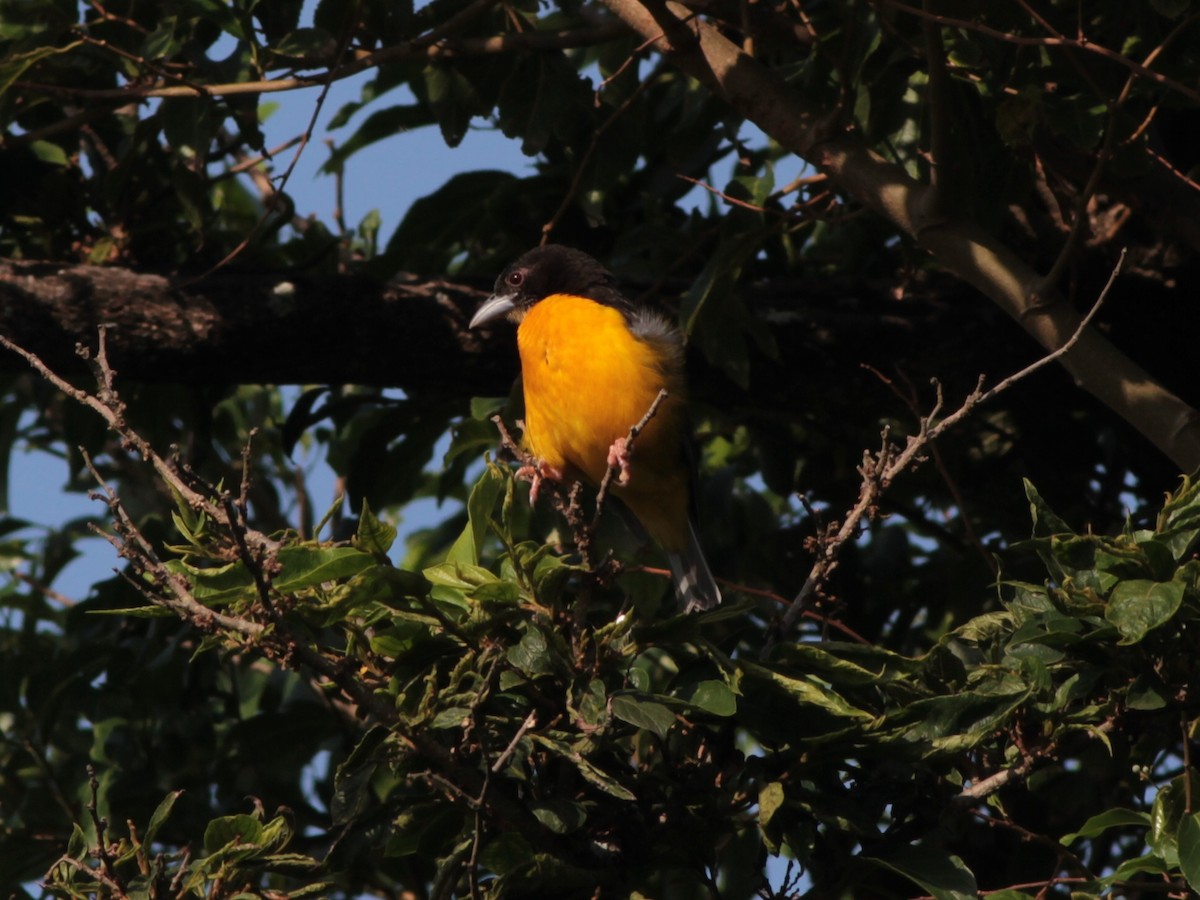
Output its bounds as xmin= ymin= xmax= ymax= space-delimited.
xmin=597 ymin=0 xmax=1200 ymax=471
xmin=0 ymin=260 xmax=503 ymax=390
xmin=770 ymin=250 xmax=1125 ymax=647
xmin=12 ymin=24 xmax=627 ymax=102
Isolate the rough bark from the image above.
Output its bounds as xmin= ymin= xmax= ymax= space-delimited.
xmin=0 ymin=259 xmax=1033 ymax=399
xmin=0 ymin=260 xmax=513 ymax=393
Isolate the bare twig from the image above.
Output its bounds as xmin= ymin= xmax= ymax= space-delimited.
xmin=492 ymin=711 xmax=538 ymax=775
xmin=592 ymin=389 xmax=668 ymax=534
xmin=197 ymin=17 xmax=358 ymax=279
xmin=956 ymin=718 xmax=1115 ymax=804
xmin=12 ymin=572 xmax=77 ymax=607
xmin=770 ymin=249 xmax=1126 ymax=649
xmin=220 ymin=136 xmax=305 ymax=178
xmin=877 ymin=0 xmax=1200 ymax=106
xmin=0 ymin=328 xmax=277 ymax=559
xmin=15 ymin=25 xmax=627 ymax=101
xmin=865 ymin=365 xmax=998 ymax=576
xmin=542 ymin=65 xmax=664 ymax=243
xmin=917 ymin=0 xmax=952 ymax=227
xmin=84 ymin=764 xmax=126 ymax=897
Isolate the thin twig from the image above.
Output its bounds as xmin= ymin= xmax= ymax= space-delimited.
xmin=956 ymin=719 xmax=1115 ymax=804
xmin=85 ymin=764 xmax=126 ymax=896
xmin=918 ymin=0 xmax=952 ymax=226
xmin=591 ymin=389 xmax=668 ymax=534
xmin=12 ymin=572 xmax=77 ymax=607
xmin=769 ymin=248 xmax=1126 ymax=650
xmin=14 ymin=25 xmax=626 ymax=101
xmin=542 ymin=65 xmax=664 ymax=243
xmin=491 ymin=711 xmax=538 ymax=774
xmin=877 ymin=0 xmax=1200 ymax=106
xmin=197 ymin=19 xmax=357 ymax=279
xmin=0 ymin=328 xmax=277 ymax=558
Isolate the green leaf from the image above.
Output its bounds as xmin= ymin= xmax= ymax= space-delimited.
xmin=1157 ymin=474 xmax=1200 ymax=559
xmin=496 ymin=51 xmax=587 ymax=155
xmin=611 ymin=693 xmax=678 ymax=739
xmin=1024 ymin=479 xmax=1074 ymax=536
xmin=163 ymin=559 xmax=254 ymax=605
xmin=204 ymin=815 xmax=264 ymax=854
xmin=903 ymin=687 xmax=1031 ymax=754
xmin=470 ymin=396 xmax=506 ymax=421
xmin=170 ymin=165 xmax=210 ymax=232
xmin=322 ymin=104 xmax=436 ymax=173
xmin=769 ymin=640 xmax=918 ymax=685
xmin=143 ymin=790 xmax=183 ymax=846
xmin=531 ymin=735 xmax=636 ymax=801
xmin=685 ymin=261 xmax=778 ymax=389
xmin=1178 ymin=813 xmax=1200 ymax=890
xmin=1105 ymin=578 xmax=1184 ymax=644
xmin=1150 ymin=775 xmax=1196 ymax=867
xmin=677 ymin=679 xmax=737 ymax=716
xmin=29 ymin=140 xmax=68 ymax=167
xmin=1126 ymin=676 xmax=1168 ymax=710
xmin=530 ymin=799 xmax=587 ymax=834
xmin=1061 ymin=807 xmax=1150 ymax=844
xmin=741 ymin=662 xmax=874 ymax=721
xmin=1108 ymin=852 xmax=1169 ymax=883
xmin=866 ymin=844 xmax=978 ymax=900
xmin=481 ymin=832 xmax=535 ymax=875
xmin=1151 ymin=0 xmax=1192 ymax=18
xmin=355 ymin=499 xmax=397 ymax=556
xmin=1043 ymin=93 xmax=1107 ymax=150
xmin=423 ymin=561 xmax=500 ymax=590
xmin=430 ymin=707 xmax=471 ymax=730
xmin=758 ymin=781 xmax=785 ymax=828
xmin=273 ymin=27 xmax=336 ymax=60
xmin=446 ymin=464 xmax=504 ymax=566
xmin=90 ymin=605 xmax=175 ymax=618
xmin=332 ymin=726 xmax=388 ymax=825
xmin=378 ymin=170 xmax=518 ymax=273
xmin=424 ymin=63 xmax=480 ymax=147
xmin=66 ymin=823 xmax=87 ymax=859
xmin=274 ymin=546 xmax=377 ymax=592
xmin=506 ymin=627 xmax=555 ymax=677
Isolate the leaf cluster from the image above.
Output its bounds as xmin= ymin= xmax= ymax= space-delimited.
xmin=12 ymin=441 xmax=1200 ymax=897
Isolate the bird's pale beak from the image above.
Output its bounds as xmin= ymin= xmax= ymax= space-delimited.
xmin=469 ymin=293 xmax=518 ymax=328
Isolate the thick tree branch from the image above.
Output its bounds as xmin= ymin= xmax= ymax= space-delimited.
xmin=0 ymin=260 xmax=508 ymax=392
xmin=0 ymin=259 xmax=1043 ymax=397
xmin=598 ymin=0 xmax=1200 ymax=471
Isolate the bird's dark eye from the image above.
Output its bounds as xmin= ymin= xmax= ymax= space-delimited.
xmin=506 ymin=270 xmax=525 ymax=288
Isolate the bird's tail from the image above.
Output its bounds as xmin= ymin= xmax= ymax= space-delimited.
xmin=668 ymin=520 xmax=722 ymax=613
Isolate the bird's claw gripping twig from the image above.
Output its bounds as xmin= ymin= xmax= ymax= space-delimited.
xmin=517 ymin=459 xmax=564 ymax=505
xmin=606 ymin=436 xmax=632 ymax=487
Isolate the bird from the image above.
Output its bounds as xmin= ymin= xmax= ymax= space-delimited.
xmin=468 ymin=244 xmax=722 ymax=612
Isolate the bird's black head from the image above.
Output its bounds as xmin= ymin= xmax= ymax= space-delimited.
xmin=496 ymin=245 xmax=613 ymax=307
xmin=469 ymin=245 xmax=628 ymax=328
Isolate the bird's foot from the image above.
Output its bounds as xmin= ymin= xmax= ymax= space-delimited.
xmin=606 ymin=436 xmax=633 ymax=486
xmin=517 ymin=460 xmax=564 ymax=505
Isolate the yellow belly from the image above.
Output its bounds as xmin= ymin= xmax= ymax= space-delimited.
xmin=516 ymin=294 xmax=690 ymax=551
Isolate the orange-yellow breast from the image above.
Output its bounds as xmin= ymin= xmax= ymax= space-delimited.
xmin=516 ymin=294 xmax=690 ymax=551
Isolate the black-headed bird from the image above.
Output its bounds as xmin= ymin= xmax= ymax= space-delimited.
xmin=469 ymin=245 xmax=721 ymax=612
